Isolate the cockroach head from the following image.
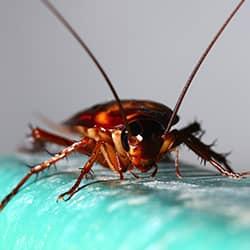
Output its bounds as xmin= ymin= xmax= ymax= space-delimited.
xmin=121 ymin=118 xmax=165 ymax=170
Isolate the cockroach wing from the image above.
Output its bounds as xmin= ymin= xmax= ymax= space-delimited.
xmin=63 ymin=100 xmax=179 ymax=130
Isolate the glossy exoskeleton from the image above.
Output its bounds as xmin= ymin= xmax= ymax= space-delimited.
xmin=0 ymin=0 xmax=248 ymax=210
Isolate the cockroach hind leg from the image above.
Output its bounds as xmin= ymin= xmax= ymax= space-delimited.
xmin=240 ymin=171 xmax=250 ymax=177
xmin=173 ymin=127 xmax=238 ymax=177
xmin=208 ymin=159 xmax=242 ymax=179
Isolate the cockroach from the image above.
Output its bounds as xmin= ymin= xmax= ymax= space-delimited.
xmin=0 ymin=0 xmax=249 ymax=210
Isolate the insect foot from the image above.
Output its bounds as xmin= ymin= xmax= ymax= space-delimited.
xmin=56 ymin=192 xmax=74 ymax=202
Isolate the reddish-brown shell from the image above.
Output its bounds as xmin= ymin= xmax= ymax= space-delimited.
xmin=64 ymin=99 xmax=179 ymax=130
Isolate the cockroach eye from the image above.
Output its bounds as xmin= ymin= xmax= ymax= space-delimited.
xmin=130 ymin=121 xmax=143 ymax=136
xmin=121 ymin=129 xmax=129 ymax=151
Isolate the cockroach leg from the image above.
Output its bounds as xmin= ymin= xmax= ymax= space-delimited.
xmin=172 ymin=129 xmax=241 ymax=178
xmin=172 ymin=122 xmax=234 ymax=173
xmin=129 ymin=171 xmax=140 ymax=179
xmin=0 ymin=138 xmax=89 ymax=210
xmin=118 ymin=172 xmax=124 ymax=180
xmin=100 ymin=142 xmax=125 ymax=179
xmin=57 ymin=141 xmax=103 ymax=201
xmin=184 ymin=135 xmax=236 ymax=174
xmin=20 ymin=126 xmax=76 ymax=153
xmin=30 ymin=127 xmax=91 ymax=156
xmin=209 ymin=159 xmax=240 ymax=178
xmin=151 ymin=164 xmax=158 ymax=178
xmin=31 ymin=127 xmax=74 ymax=147
xmin=211 ymin=159 xmax=250 ymax=179
xmin=43 ymin=147 xmax=58 ymax=157
xmin=174 ymin=148 xmax=182 ymax=179
xmin=83 ymin=169 xmax=95 ymax=179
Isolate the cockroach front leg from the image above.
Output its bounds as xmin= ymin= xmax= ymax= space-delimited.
xmin=0 ymin=138 xmax=90 ymax=211
xmin=44 ymin=135 xmax=126 ymax=200
xmin=57 ymin=141 xmax=103 ymax=201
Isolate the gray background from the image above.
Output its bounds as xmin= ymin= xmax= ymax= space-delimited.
xmin=0 ymin=0 xmax=249 ymax=171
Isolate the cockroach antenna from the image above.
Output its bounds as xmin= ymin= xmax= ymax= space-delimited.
xmin=165 ymin=0 xmax=246 ymax=133
xmin=40 ymin=0 xmax=129 ymax=129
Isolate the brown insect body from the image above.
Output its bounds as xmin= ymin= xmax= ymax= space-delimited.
xmin=64 ymin=99 xmax=178 ymax=130
xmin=63 ymin=99 xmax=179 ymax=174
xmin=0 ymin=0 xmax=248 ymax=210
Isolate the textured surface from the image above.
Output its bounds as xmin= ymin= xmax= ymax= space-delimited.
xmin=1 ymin=155 xmax=250 ymax=250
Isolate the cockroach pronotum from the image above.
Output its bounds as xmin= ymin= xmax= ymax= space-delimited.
xmin=0 ymin=0 xmax=249 ymax=211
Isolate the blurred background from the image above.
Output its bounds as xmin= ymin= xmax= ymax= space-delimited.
xmin=0 ymin=0 xmax=249 ymax=171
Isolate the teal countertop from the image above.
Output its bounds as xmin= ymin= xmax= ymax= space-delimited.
xmin=0 ymin=155 xmax=250 ymax=250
